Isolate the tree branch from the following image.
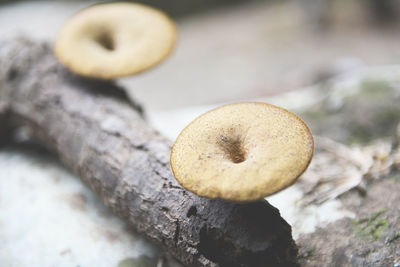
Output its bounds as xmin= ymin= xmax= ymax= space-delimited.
xmin=0 ymin=37 xmax=297 ymax=267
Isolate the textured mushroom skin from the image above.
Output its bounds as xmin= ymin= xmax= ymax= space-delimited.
xmin=54 ymin=2 xmax=177 ymax=79
xmin=0 ymin=38 xmax=299 ymax=267
xmin=171 ymin=103 xmax=314 ymax=202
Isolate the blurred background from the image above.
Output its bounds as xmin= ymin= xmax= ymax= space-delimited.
xmin=1 ymin=0 xmax=400 ymax=111
xmin=1 ymin=0 xmax=400 ymax=266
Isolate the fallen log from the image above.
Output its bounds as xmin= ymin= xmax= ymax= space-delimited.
xmin=0 ymin=38 xmax=298 ymax=267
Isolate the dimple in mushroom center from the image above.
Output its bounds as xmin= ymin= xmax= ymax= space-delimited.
xmin=218 ymin=136 xmax=247 ymax=164
xmin=95 ymin=32 xmax=115 ymax=51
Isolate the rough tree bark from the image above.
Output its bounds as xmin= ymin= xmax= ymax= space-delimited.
xmin=0 ymin=38 xmax=298 ymax=267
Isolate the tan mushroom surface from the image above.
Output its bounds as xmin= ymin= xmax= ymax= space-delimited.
xmin=170 ymin=102 xmax=314 ymax=202
xmin=54 ymin=2 xmax=177 ymax=79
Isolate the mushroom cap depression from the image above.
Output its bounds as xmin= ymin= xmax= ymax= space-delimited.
xmin=54 ymin=2 xmax=177 ymax=79
xmin=170 ymin=102 xmax=314 ymax=202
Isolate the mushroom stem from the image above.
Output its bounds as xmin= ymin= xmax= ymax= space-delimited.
xmin=0 ymin=37 xmax=298 ymax=267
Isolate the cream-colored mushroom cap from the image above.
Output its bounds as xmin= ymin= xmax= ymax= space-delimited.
xmin=170 ymin=102 xmax=314 ymax=202
xmin=54 ymin=2 xmax=177 ymax=79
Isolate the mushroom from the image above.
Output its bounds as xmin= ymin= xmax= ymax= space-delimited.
xmin=170 ymin=102 xmax=314 ymax=202
xmin=54 ymin=2 xmax=177 ymax=79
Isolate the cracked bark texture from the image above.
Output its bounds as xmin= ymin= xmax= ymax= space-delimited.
xmin=0 ymin=38 xmax=298 ymax=267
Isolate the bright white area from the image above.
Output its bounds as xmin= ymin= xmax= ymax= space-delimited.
xmin=0 ymin=149 xmax=156 ymax=267
xmin=0 ymin=1 xmax=94 ymax=41
xmin=266 ymin=186 xmax=354 ymax=239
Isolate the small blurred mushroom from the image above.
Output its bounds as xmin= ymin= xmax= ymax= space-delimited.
xmin=54 ymin=2 xmax=177 ymax=79
xmin=170 ymin=102 xmax=315 ymax=202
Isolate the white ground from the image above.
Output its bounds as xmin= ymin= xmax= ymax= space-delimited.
xmin=0 ymin=149 xmax=157 ymax=267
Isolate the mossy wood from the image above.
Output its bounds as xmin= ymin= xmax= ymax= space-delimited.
xmin=0 ymin=38 xmax=297 ymax=267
